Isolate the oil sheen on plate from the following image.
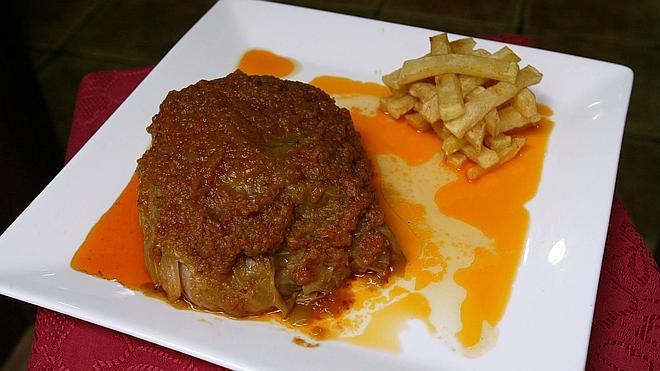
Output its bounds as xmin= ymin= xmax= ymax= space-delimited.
xmin=72 ymin=49 xmax=553 ymax=357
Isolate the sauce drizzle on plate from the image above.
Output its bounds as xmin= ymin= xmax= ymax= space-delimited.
xmin=237 ymin=49 xmax=296 ymax=77
xmin=71 ymin=175 xmax=150 ymax=288
xmin=311 ymin=75 xmax=554 ymax=351
xmin=72 ymin=49 xmax=554 ymax=355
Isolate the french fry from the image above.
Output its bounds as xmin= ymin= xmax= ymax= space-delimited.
xmin=430 ymin=33 xmax=452 ymax=55
xmin=442 ymin=134 xmax=466 ymax=155
xmin=458 ymin=47 xmax=521 ymax=97
xmin=472 ymin=48 xmax=491 ymax=57
xmin=512 ymin=88 xmax=539 ymax=118
xmin=444 ymin=66 xmax=543 ymax=138
xmin=459 ymin=75 xmax=489 ymax=97
xmin=419 ymin=96 xmax=442 ymax=123
xmin=428 ymin=34 xmax=465 ymax=121
xmin=381 ymin=95 xmax=416 ymax=119
xmin=398 ymin=54 xmax=519 ymax=85
xmin=461 ymin=145 xmax=499 ymax=169
xmin=496 ymin=137 xmax=526 ymax=163
xmin=465 ymin=85 xmax=486 ymax=101
xmin=409 ymin=82 xmax=437 ymax=102
xmin=467 ymin=165 xmax=486 ymax=180
xmin=449 ymin=38 xmax=476 ymax=54
xmin=485 ymin=134 xmax=512 ymax=152
xmin=457 ymin=46 xmax=521 ymax=97
xmin=431 ymin=122 xmax=451 ymax=139
xmin=467 ymin=137 xmax=525 ymax=180
xmin=446 ymin=152 xmax=468 ymax=168
xmin=382 ymin=69 xmax=405 ymax=91
xmin=405 ymin=113 xmax=431 ymax=132
xmin=516 ymin=65 xmax=543 ymax=87
xmin=484 ymin=109 xmax=500 ymax=137
xmin=435 ymin=74 xmax=465 ymax=120
xmin=492 ymin=46 xmax=521 ymax=63
xmin=465 ymin=120 xmax=486 ymax=151
xmin=498 ymin=105 xmax=540 ymax=132
xmin=379 ymin=33 xmax=544 ymax=180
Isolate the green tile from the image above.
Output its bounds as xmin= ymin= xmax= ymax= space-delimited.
xmin=615 ymin=136 xmax=660 ymax=254
xmin=37 ymin=55 xmax=131 ymax=150
xmin=1 ymin=324 xmax=34 ymax=371
xmin=13 ymin=0 xmax=100 ymax=49
xmin=269 ymin=0 xmax=381 ymax=17
xmin=526 ymin=0 xmax=660 ymax=43
xmin=379 ymin=0 xmax=522 ymax=36
xmin=626 ymin=77 xmax=660 ymax=140
xmin=0 ymin=297 xmax=34 ymax=366
xmin=527 ymin=33 xmax=659 ymax=139
xmin=27 ymin=47 xmax=54 ymax=72
xmin=383 ymin=0 xmax=523 ymax=24
xmin=63 ymin=0 xmax=216 ymax=65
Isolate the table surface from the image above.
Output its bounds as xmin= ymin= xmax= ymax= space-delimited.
xmin=27 ymin=62 xmax=660 ymax=371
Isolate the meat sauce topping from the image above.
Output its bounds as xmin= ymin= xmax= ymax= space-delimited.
xmin=136 ymin=71 xmax=402 ymax=317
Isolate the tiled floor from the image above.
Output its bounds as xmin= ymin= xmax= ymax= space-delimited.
xmin=3 ymin=0 xmax=659 ymax=368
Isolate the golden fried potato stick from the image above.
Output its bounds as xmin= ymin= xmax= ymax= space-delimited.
xmin=431 ymin=122 xmax=451 ymax=139
xmin=405 ymin=113 xmax=431 ymax=132
xmin=446 ymin=152 xmax=468 ymax=168
xmin=443 ymin=66 xmax=543 ymax=138
xmin=458 ymin=47 xmax=521 ymax=97
xmin=408 ymin=82 xmax=443 ymax=124
xmin=449 ymin=38 xmax=477 ymax=54
xmin=511 ymin=88 xmax=539 ymax=118
xmin=428 ymin=34 xmax=466 ymax=121
xmin=461 ymin=144 xmax=499 ymax=169
xmin=436 ymin=74 xmax=465 ymax=121
xmin=484 ymin=109 xmax=500 ymax=137
xmin=382 ymin=68 xmax=406 ymax=92
xmin=442 ymin=134 xmax=466 ymax=155
xmin=381 ymin=95 xmax=416 ymax=119
xmin=398 ymin=54 xmax=519 ymax=85
xmin=467 ymin=136 xmax=527 ymax=180
xmin=459 ymin=76 xmax=488 ymax=97
xmin=492 ymin=46 xmax=521 ymax=63
xmin=467 ymin=165 xmax=486 ymax=180
xmin=465 ymin=120 xmax=486 ymax=151
xmin=485 ymin=134 xmax=512 ymax=152
xmin=497 ymin=137 xmax=526 ymax=163
xmin=409 ymin=82 xmax=437 ymax=102
xmin=419 ymin=96 xmax=442 ymax=123
xmin=498 ymin=105 xmax=541 ymax=133
xmin=465 ymin=85 xmax=486 ymax=101
xmin=379 ymin=33 xmax=543 ymax=180
xmin=430 ymin=33 xmax=452 ymax=55
xmin=471 ymin=48 xmax=491 ymax=57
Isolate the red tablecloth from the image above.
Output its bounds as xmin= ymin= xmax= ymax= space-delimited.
xmin=29 ymin=42 xmax=659 ymax=370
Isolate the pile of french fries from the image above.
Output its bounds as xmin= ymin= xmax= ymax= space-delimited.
xmin=380 ymin=33 xmax=543 ymax=180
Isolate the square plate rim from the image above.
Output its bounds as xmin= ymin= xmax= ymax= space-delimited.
xmin=0 ymin=0 xmax=634 ymax=370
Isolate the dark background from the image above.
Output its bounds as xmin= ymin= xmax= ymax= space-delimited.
xmin=1 ymin=0 xmax=658 ymax=369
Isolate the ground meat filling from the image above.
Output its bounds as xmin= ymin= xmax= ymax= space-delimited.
xmin=137 ymin=70 xmax=401 ymax=317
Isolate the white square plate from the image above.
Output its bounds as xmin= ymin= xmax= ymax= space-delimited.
xmin=0 ymin=0 xmax=633 ymax=370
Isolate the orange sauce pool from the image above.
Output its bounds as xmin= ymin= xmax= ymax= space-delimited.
xmin=237 ymin=49 xmax=296 ymax=77
xmin=71 ymin=175 xmax=151 ymax=289
xmin=72 ymin=50 xmax=554 ymax=355
xmin=311 ymin=75 xmax=553 ymax=350
xmin=438 ymin=118 xmax=553 ymax=347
